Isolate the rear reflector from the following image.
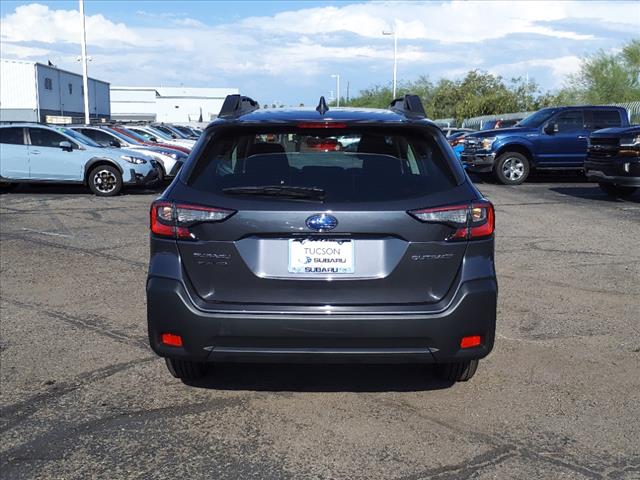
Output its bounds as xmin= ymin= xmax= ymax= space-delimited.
xmin=150 ymin=201 xmax=235 ymax=240
xmin=161 ymin=333 xmax=183 ymax=347
xmin=460 ymin=335 xmax=482 ymax=349
xmin=408 ymin=200 xmax=494 ymax=241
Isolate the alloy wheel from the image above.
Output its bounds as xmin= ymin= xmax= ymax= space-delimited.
xmin=502 ymin=157 xmax=525 ymax=182
xmin=93 ymin=169 xmax=118 ymax=193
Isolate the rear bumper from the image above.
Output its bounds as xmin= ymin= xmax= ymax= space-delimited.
xmin=146 ymin=277 xmax=497 ymax=364
xmin=461 ymin=152 xmax=495 ymax=173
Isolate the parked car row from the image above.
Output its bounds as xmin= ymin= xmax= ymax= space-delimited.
xmin=0 ymin=122 xmax=201 ymax=196
xmin=459 ymin=105 xmax=638 ymax=196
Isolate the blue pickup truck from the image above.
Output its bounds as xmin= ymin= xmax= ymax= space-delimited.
xmin=461 ymin=106 xmax=630 ymax=184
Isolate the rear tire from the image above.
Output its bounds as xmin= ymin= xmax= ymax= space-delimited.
xmin=165 ymin=358 xmax=207 ymax=380
xmin=494 ymin=152 xmax=530 ymax=185
xmin=0 ymin=182 xmax=17 ymax=193
xmin=436 ymin=359 xmax=479 ymax=382
xmin=88 ymin=164 xmax=123 ymax=196
xmin=598 ymin=182 xmax=637 ymax=198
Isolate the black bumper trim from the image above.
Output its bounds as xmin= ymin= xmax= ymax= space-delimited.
xmin=205 ymin=346 xmax=439 ymax=364
xmin=461 ymin=153 xmax=496 ymax=173
xmin=125 ymin=166 xmax=162 ymax=186
xmin=169 ymin=161 xmax=184 ymax=177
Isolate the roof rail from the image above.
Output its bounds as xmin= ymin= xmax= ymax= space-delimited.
xmin=218 ymin=94 xmax=259 ymax=119
xmin=389 ymin=94 xmax=426 ymax=118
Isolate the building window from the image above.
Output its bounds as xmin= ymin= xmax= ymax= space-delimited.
xmin=68 ymin=83 xmax=73 ymax=94
xmin=44 ymin=78 xmax=53 ymax=90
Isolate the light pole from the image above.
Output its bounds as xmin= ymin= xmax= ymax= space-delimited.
xmin=382 ymin=29 xmax=397 ymax=98
xmin=331 ymin=74 xmax=340 ymax=107
xmin=79 ymin=0 xmax=90 ymax=124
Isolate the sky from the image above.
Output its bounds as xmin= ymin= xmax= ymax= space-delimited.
xmin=1 ymin=1 xmax=638 ymax=106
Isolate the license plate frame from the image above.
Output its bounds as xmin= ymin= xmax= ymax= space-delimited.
xmin=288 ymin=239 xmax=354 ymax=274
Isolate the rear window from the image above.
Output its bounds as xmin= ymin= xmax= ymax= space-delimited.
xmin=188 ymin=128 xmax=456 ymax=202
xmin=585 ymin=110 xmax=622 ymax=129
xmin=0 ymin=127 xmax=24 ymax=145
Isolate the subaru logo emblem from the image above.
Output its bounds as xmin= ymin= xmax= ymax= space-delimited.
xmin=306 ymin=214 xmax=338 ymax=231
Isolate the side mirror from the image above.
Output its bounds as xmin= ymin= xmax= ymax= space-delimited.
xmin=109 ymin=140 xmax=121 ymax=148
xmin=544 ymin=123 xmax=558 ymax=135
xmin=59 ymin=140 xmax=73 ymax=151
xmin=149 ymin=136 xmax=158 ymax=143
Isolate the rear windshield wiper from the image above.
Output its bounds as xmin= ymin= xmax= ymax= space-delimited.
xmin=222 ymin=185 xmax=326 ymax=200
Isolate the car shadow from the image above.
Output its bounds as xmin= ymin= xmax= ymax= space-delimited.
xmin=468 ymin=171 xmax=589 ymax=185
xmin=185 ymin=363 xmax=454 ymax=393
xmin=549 ymin=185 xmax=640 ymax=203
xmin=0 ymin=183 xmax=167 ymax=196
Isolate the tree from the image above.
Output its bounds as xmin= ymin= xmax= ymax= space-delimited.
xmin=567 ymin=38 xmax=640 ymax=103
xmin=342 ymin=38 xmax=639 ymax=124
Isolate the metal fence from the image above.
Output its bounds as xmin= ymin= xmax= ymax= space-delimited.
xmin=460 ymin=112 xmax=533 ymax=130
xmin=436 ymin=101 xmax=640 ymax=130
xmin=608 ymin=101 xmax=640 ymax=124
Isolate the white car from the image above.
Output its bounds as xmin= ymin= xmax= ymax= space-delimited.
xmin=0 ymin=124 xmax=160 ymax=196
xmin=127 ymin=126 xmax=196 ymax=150
xmin=71 ymin=126 xmax=187 ymax=179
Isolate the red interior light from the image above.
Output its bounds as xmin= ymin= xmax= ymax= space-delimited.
xmin=297 ymin=122 xmax=347 ymax=129
xmin=460 ymin=335 xmax=482 ymax=349
xmin=161 ymin=333 xmax=183 ymax=347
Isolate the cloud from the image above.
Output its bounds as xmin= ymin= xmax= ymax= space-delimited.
xmin=1 ymin=3 xmax=140 ymax=46
xmin=489 ymin=55 xmax=583 ymax=80
xmin=0 ymin=1 xmax=637 ymax=104
xmin=172 ymin=18 xmax=206 ymax=28
xmin=239 ymin=1 xmax=627 ymax=42
xmin=0 ymin=42 xmax=49 ymax=58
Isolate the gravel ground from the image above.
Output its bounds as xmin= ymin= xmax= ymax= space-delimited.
xmin=1 ymin=177 xmax=639 ymax=480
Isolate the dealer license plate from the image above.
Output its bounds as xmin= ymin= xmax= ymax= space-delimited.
xmin=288 ymin=239 xmax=354 ymax=274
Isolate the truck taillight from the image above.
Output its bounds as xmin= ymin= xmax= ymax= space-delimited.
xmin=408 ymin=201 xmax=494 ymax=240
xmin=150 ymin=201 xmax=235 ymax=239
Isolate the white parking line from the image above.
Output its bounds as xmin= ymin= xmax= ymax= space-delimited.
xmin=20 ymin=228 xmax=74 ymax=238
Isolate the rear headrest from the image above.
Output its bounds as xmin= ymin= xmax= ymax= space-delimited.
xmin=244 ymin=151 xmax=289 ymax=175
xmin=248 ymin=142 xmax=286 ymax=156
xmin=361 ymin=155 xmax=401 ymax=176
xmin=357 ymin=135 xmax=397 ymax=157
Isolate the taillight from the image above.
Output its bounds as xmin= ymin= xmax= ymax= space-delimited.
xmin=150 ymin=201 xmax=235 ymax=240
xmin=408 ymin=201 xmax=494 ymax=241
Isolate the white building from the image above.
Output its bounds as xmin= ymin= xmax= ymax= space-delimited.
xmin=110 ymin=86 xmax=239 ymax=123
xmin=0 ymin=58 xmax=110 ymax=123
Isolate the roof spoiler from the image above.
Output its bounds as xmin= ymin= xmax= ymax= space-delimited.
xmin=219 ymin=94 xmax=259 ymax=119
xmin=389 ymin=94 xmax=426 ymax=118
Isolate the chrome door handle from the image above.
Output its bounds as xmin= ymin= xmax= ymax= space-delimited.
xmin=30 ymin=150 xmax=41 ymax=154
xmin=577 ymin=135 xmax=587 ymax=139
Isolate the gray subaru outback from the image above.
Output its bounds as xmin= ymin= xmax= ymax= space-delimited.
xmin=147 ymin=95 xmax=497 ymax=383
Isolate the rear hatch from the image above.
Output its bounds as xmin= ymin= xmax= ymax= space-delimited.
xmin=162 ymin=124 xmax=484 ymax=306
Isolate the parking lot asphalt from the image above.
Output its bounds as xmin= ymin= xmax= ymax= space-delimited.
xmin=1 ymin=177 xmax=639 ymax=480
